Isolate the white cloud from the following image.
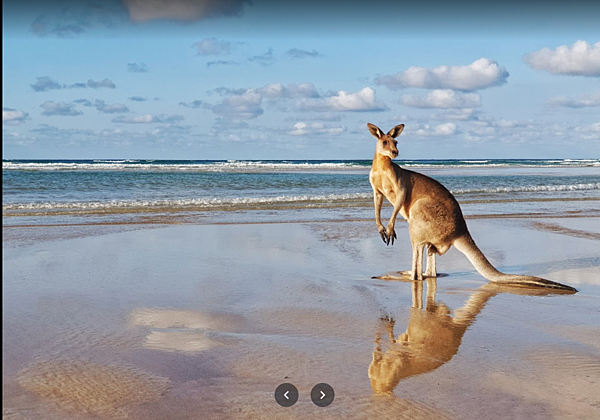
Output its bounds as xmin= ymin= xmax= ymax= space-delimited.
xmin=248 ymin=48 xmax=274 ymax=66
xmin=211 ymin=91 xmax=264 ymax=120
xmin=549 ymin=91 xmax=600 ymax=108
xmin=523 ymin=40 xmax=600 ymax=77
xmin=3 ymin=108 xmax=29 ymax=123
xmin=209 ymin=84 xmax=321 ymax=121
xmin=40 ymin=101 xmax=83 ymax=117
xmin=112 ymin=114 xmax=184 ymax=123
xmin=574 ymin=122 xmax=600 ymax=140
xmin=193 ymin=38 xmax=231 ymax=55
xmin=401 ymin=89 xmax=481 ymax=109
xmin=179 ymin=100 xmax=204 ymax=109
xmin=93 ymin=100 xmax=129 ymax=114
xmin=124 ymin=0 xmax=251 ymax=22
xmin=255 ymin=83 xmax=319 ymax=99
xmin=30 ymin=77 xmax=116 ymax=92
xmin=288 ymin=122 xmax=345 ymax=136
xmin=30 ymin=76 xmax=63 ymax=92
xmin=295 ymin=87 xmax=386 ymax=112
xmin=87 ymin=78 xmax=116 ymax=89
xmin=376 ymin=58 xmax=509 ymax=91
xmin=128 ymin=62 xmax=149 ymax=73
xmin=414 ymin=123 xmax=458 ymax=136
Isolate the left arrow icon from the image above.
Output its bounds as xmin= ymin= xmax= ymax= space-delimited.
xmin=275 ymin=383 xmax=298 ymax=407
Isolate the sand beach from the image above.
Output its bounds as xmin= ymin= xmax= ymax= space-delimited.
xmin=3 ymin=211 xmax=600 ymax=420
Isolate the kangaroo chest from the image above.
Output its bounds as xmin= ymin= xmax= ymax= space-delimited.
xmin=370 ymin=168 xmax=410 ymax=221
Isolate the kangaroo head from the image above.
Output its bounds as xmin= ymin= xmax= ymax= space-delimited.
xmin=367 ymin=123 xmax=404 ymax=159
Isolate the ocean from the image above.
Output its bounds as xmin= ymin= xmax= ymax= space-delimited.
xmin=3 ymin=159 xmax=600 ymax=226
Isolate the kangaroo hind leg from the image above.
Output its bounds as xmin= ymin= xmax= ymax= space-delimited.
xmin=425 ymin=245 xmax=437 ymax=278
xmin=410 ymin=243 xmax=426 ymax=281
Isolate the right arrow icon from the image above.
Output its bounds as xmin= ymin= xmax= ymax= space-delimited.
xmin=311 ymin=383 xmax=334 ymax=407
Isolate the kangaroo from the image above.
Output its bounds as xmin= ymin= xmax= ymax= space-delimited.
xmin=367 ymin=123 xmax=577 ymax=291
xmin=369 ymin=279 xmax=495 ymax=393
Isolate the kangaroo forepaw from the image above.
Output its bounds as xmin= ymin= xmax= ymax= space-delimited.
xmin=379 ymin=230 xmax=387 ymax=244
xmin=385 ymin=227 xmax=396 ymax=246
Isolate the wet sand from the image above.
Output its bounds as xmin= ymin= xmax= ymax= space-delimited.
xmin=3 ymin=216 xmax=600 ymax=419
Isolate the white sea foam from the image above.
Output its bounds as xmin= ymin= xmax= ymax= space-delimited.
xmin=451 ymin=183 xmax=600 ymax=194
xmin=2 ymin=193 xmax=373 ymax=212
xmin=3 ymin=182 xmax=599 ymax=213
xmin=3 ymin=159 xmax=600 ymax=172
xmin=2 ymin=161 xmax=363 ymax=172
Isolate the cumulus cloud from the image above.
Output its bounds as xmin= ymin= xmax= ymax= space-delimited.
xmin=248 ymin=48 xmax=274 ymax=66
xmin=73 ymin=98 xmax=92 ymax=106
xmin=549 ymin=92 xmax=600 ymax=108
xmin=179 ymin=100 xmax=204 ymax=109
xmin=209 ymin=87 xmax=252 ymax=96
xmin=193 ymin=38 xmax=231 ymax=55
xmin=574 ymin=122 xmax=600 ymax=140
xmin=255 ymin=83 xmax=320 ymax=99
xmin=3 ymin=108 xmax=29 ymax=123
xmin=124 ymin=0 xmax=251 ymax=22
xmin=87 ymin=78 xmax=116 ymax=89
xmin=92 ymin=100 xmax=129 ymax=113
xmin=208 ymin=83 xmax=321 ymax=121
xmin=211 ymin=91 xmax=264 ymax=120
xmin=40 ymin=101 xmax=83 ymax=116
xmin=31 ymin=76 xmax=116 ymax=91
xmin=74 ymin=99 xmax=128 ymax=113
xmin=112 ymin=114 xmax=184 ymax=123
xmin=401 ymin=89 xmax=481 ymax=109
xmin=31 ymin=76 xmax=63 ymax=92
xmin=128 ymin=96 xmax=148 ymax=102
xmin=295 ymin=87 xmax=387 ymax=112
xmin=523 ymin=40 xmax=600 ymax=77
xmin=128 ymin=62 xmax=149 ymax=73
xmin=414 ymin=123 xmax=458 ymax=136
xmin=289 ymin=122 xmax=345 ymax=136
xmin=286 ymin=48 xmax=324 ymax=59
xmin=375 ymin=58 xmax=509 ymax=91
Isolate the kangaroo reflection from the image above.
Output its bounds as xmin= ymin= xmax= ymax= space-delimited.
xmin=369 ymin=279 xmax=494 ymax=393
xmin=369 ymin=279 xmax=575 ymax=393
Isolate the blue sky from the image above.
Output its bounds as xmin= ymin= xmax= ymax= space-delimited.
xmin=3 ymin=0 xmax=600 ymax=160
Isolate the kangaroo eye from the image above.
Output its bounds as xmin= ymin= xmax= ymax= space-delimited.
xmin=382 ymin=141 xmax=388 ymax=145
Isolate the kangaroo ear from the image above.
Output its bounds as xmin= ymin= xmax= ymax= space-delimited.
xmin=387 ymin=124 xmax=405 ymax=138
xmin=367 ymin=123 xmax=384 ymax=139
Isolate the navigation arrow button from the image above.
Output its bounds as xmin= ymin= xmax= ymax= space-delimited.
xmin=311 ymin=383 xmax=334 ymax=407
xmin=275 ymin=383 xmax=298 ymax=407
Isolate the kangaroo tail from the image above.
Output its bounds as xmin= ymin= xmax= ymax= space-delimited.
xmin=453 ymin=233 xmax=577 ymax=292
